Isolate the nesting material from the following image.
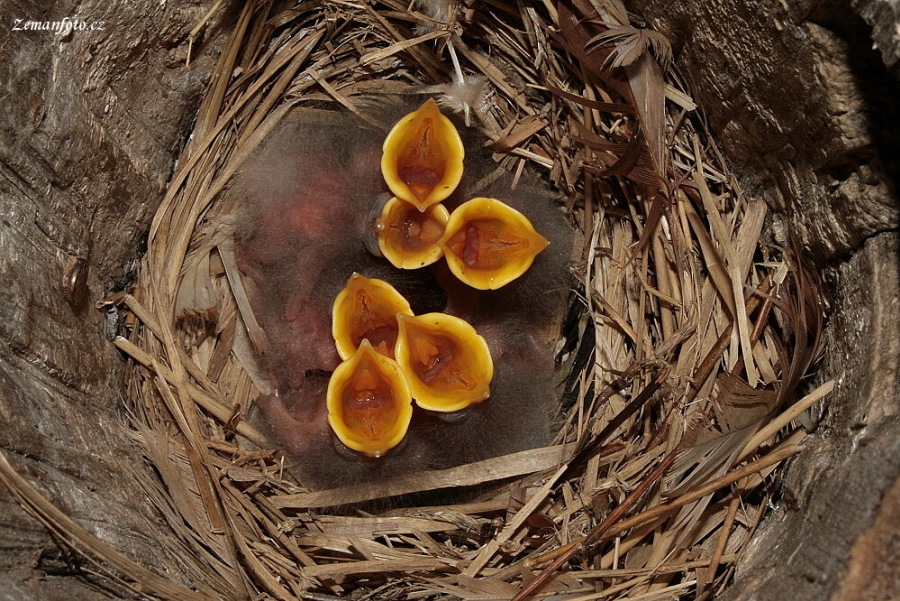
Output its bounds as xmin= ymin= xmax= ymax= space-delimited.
xmin=221 ymin=97 xmax=570 ymax=491
xmin=96 ymin=1 xmax=829 ymax=599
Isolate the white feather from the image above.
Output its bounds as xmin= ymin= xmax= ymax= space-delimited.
xmin=424 ymin=75 xmax=489 ymax=127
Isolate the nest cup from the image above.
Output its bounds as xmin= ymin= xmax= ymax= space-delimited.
xmin=113 ymin=2 xmax=828 ymax=599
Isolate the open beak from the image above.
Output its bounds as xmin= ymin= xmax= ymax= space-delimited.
xmin=332 ymin=273 xmax=413 ymax=360
xmin=381 ymin=98 xmax=465 ymax=211
xmin=439 ymin=197 xmax=550 ymax=290
xmin=326 ymin=340 xmax=413 ymax=457
xmin=375 ymin=196 xmax=449 ymax=269
xmin=394 ymin=312 xmax=493 ymax=413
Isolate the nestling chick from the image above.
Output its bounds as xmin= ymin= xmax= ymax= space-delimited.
xmin=234 ymin=100 xmax=573 ymax=492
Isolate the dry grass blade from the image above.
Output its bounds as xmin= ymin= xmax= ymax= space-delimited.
xmin=219 ymin=243 xmax=267 ymax=354
xmin=275 ymin=445 xmax=573 ymax=509
xmin=0 ymin=450 xmax=217 ymax=601
xmin=89 ymin=1 xmax=833 ymax=599
xmin=586 ymin=27 xmax=673 ymax=69
xmin=557 ymin=0 xmax=669 ymax=188
xmin=513 ymin=451 xmax=680 ymax=600
xmin=113 ymin=336 xmax=268 ymax=446
xmin=738 ymin=380 xmax=833 ymax=461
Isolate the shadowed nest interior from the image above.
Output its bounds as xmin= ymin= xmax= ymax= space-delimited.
xmin=64 ymin=0 xmax=830 ymax=598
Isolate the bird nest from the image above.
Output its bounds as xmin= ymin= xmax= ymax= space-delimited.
xmin=106 ymin=0 xmax=828 ymax=599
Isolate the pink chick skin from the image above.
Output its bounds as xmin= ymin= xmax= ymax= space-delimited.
xmin=235 ymin=102 xmax=572 ymax=492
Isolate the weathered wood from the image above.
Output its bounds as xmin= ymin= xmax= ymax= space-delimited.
xmin=625 ymin=0 xmax=900 ymax=596
xmin=0 ymin=0 xmax=897 ymax=599
xmin=0 ymin=1 xmax=229 ymax=599
xmin=630 ymin=0 xmax=899 ymax=260
xmin=854 ymin=0 xmax=900 ymax=75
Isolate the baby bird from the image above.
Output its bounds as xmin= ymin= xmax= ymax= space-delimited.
xmin=234 ymin=99 xmax=573 ymax=492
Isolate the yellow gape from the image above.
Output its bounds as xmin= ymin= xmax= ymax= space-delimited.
xmin=381 ymin=98 xmax=465 ymax=211
xmin=374 ymin=196 xmax=449 ymax=269
xmin=326 ymin=340 xmax=413 ymax=457
xmin=440 ymin=197 xmax=550 ymax=290
xmin=331 ymin=274 xmax=413 ymax=360
xmin=394 ymin=312 xmax=494 ymax=413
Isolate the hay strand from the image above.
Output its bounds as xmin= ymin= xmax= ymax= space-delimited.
xmin=0 ymin=1 xmax=833 ymax=599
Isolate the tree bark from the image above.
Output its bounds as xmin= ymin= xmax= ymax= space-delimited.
xmin=0 ymin=1 xmax=230 ymax=598
xmin=626 ymin=0 xmax=900 ymax=598
xmin=0 ymin=0 xmax=897 ymax=599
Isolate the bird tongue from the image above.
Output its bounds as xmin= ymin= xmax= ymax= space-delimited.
xmin=399 ymin=166 xmax=441 ymax=201
xmin=342 ymin=367 xmax=397 ymax=441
